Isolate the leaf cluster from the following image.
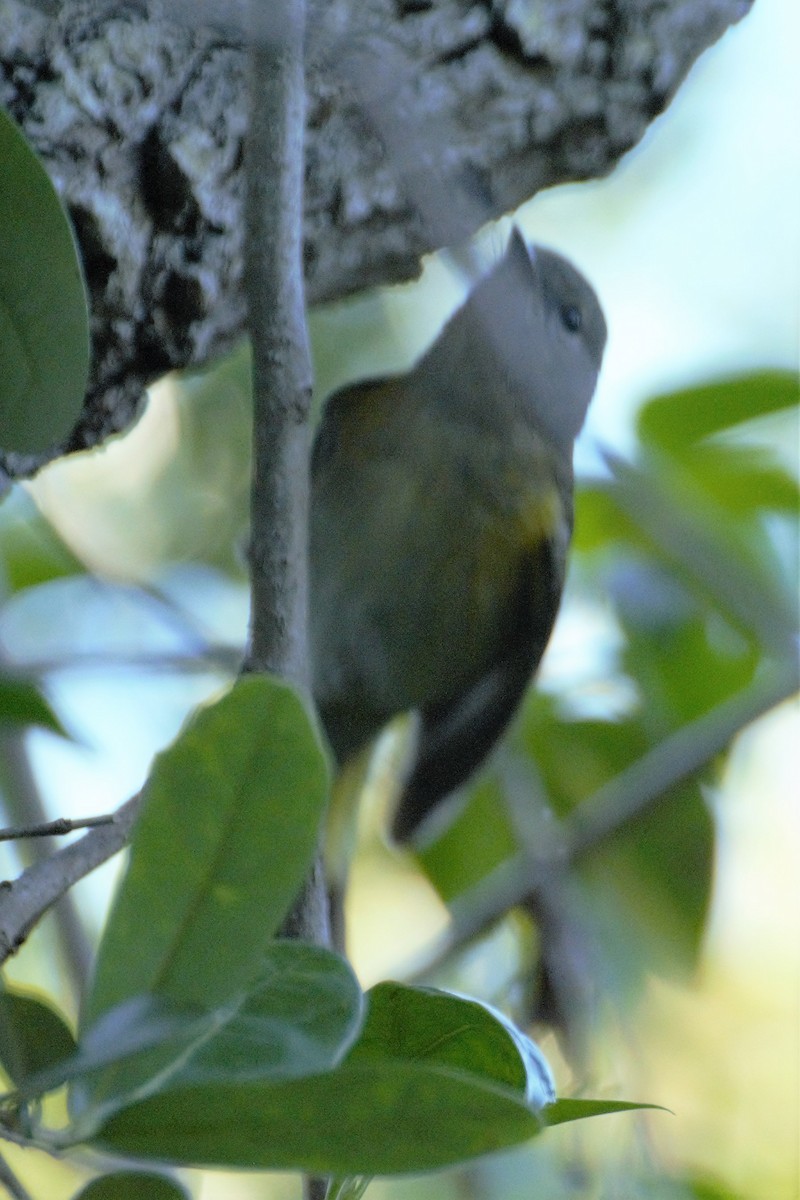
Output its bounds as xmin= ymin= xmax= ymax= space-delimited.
xmin=1 ymin=679 xmax=640 ymax=1198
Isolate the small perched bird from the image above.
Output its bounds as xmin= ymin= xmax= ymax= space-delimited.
xmin=310 ymin=229 xmax=607 ymax=842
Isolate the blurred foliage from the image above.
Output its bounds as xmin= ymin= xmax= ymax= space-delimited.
xmin=0 ymin=489 xmax=84 ymax=593
xmin=20 ymin=349 xmax=254 ymax=582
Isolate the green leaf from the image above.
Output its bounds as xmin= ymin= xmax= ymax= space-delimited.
xmin=604 ymin=450 xmax=796 ymax=653
xmin=177 ymin=941 xmax=362 ymax=1084
xmin=46 ymin=946 xmax=361 ymax=1132
xmin=72 ymin=1172 xmax=190 ymax=1200
xmin=609 ymin=558 xmax=759 ymax=724
xmin=0 ymin=106 xmax=90 ymax=455
xmin=623 ymin=377 xmax=799 ymax=652
xmin=83 ymin=676 xmax=328 ymax=1026
xmin=542 ymin=1097 xmax=665 ymax=1127
xmin=347 ymin=983 xmax=553 ymax=1107
xmin=84 ymin=1026 xmax=651 ymax=1177
xmin=80 ymin=984 xmax=651 ymax=1176
xmin=89 ymin=1061 xmax=544 ymax=1175
xmin=636 ymin=371 xmax=799 ymax=452
xmin=580 ymin=779 xmax=713 ymax=983
xmin=0 ymin=672 xmax=68 ymax=735
xmin=83 ymin=984 xmax=555 ymax=1174
xmin=0 ymin=984 xmax=76 ymax=1087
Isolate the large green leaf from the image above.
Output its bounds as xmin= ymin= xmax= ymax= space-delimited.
xmin=43 ymin=944 xmax=360 ymax=1134
xmin=0 ymin=106 xmax=90 ymax=454
xmin=90 ymin=1061 xmax=543 ymax=1175
xmin=81 ymin=983 xmax=639 ymax=1176
xmin=83 ymin=676 xmax=329 ymax=1026
xmin=346 ymin=982 xmax=553 ymax=1107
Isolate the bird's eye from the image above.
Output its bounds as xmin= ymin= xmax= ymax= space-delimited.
xmin=560 ymin=303 xmax=582 ymax=332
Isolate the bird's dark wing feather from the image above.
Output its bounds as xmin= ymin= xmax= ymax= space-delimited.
xmin=391 ymin=534 xmax=564 ymax=841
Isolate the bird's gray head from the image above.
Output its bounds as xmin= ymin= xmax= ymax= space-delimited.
xmin=467 ymin=228 xmax=607 ymax=454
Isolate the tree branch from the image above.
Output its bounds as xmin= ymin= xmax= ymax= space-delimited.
xmin=0 ymin=0 xmax=753 ymax=474
xmin=0 ymin=814 xmax=117 ymax=841
xmin=243 ymin=7 xmax=312 ymax=691
xmin=0 ymin=795 xmax=141 ymax=968
xmin=0 ymin=731 xmax=93 ymax=993
xmin=240 ymin=0 xmax=329 ymax=968
xmin=237 ymin=19 xmax=332 ymax=1193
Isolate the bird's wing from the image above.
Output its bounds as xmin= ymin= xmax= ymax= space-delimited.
xmin=391 ymin=533 xmax=563 ymax=841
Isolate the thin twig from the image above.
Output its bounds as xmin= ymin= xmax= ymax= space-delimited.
xmin=0 ymin=795 xmax=141 ymax=969
xmin=0 ymin=731 xmax=94 ymax=994
xmin=0 ymin=815 xmax=116 ymax=842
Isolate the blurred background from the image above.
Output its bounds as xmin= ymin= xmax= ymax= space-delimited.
xmin=1 ymin=0 xmax=798 ymax=1196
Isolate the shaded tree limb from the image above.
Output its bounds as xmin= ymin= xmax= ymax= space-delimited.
xmin=0 ymin=731 xmax=93 ymax=994
xmin=240 ymin=2 xmax=329 ymax=962
xmin=0 ymin=795 xmax=141 ymax=969
xmin=0 ymin=814 xmax=116 ymax=841
xmin=0 ymin=0 xmax=753 ymax=474
xmin=243 ymin=11 xmax=312 ymax=693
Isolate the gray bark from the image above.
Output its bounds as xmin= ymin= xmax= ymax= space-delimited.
xmin=0 ymin=0 xmax=753 ymax=473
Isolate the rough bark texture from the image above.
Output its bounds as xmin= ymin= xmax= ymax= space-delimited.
xmin=0 ymin=0 xmax=752 ymax=473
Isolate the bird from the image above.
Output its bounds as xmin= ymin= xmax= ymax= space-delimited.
xmin=310 ymin=228 xmax=607 ymax=843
